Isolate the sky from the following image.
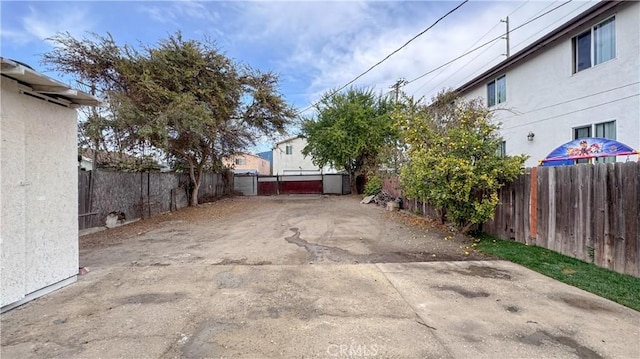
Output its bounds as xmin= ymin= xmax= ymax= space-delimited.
xmin=1 ymin=0 xmax=599 ymax=152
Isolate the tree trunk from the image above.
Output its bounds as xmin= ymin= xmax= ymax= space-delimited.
xmin=188 ymin=159 xmax=204 ymax=207
xmin=350 ymin=171 xmax=358 ymax=194
xmin=190 ymin=180 xmax=200 ymax=207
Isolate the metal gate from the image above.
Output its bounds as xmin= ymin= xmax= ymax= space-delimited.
xmin=278 ymin=174 xmax=323 ymax=194
xmin=234 ymin=174 xmax=351 ymax=196
xmin=234 ymin=175 xmax=257 ymax=196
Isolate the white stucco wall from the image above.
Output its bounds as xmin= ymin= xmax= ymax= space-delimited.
xmin=272 ymin=137 xmax=336 ymax=175
xmin=460 ymin=2 xmax=639 ymax=167
xmin=1 ymin=78 xmax=79 ymax=308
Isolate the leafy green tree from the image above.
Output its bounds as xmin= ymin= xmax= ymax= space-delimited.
xmin=301 ymin=87 xmax=396 ymax=192
xmin=399 ymin=91 xmax=527 ymax=233
xmin=43 ymin=32 xmax=295 ymax=205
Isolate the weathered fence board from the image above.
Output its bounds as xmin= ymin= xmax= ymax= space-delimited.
xmin=486 ymin=162 xmax=639 ymax=277
xmin=382 ymin=162 xmax=639 ymax=277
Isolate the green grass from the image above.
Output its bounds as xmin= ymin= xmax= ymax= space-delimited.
xmin=473 ymin=233 xmax=640 ymax=312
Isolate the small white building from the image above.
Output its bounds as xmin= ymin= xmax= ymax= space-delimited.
xmin=272 ymin=136 xmax=337 ymax=175
xmin=456 ymin=0 xmax=639 ymax=167
xmin=1 ymin=58 xmax=101 ymax=311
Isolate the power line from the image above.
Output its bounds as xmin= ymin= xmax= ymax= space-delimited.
xmin=511 ymin=0 xmax=592 ymax=52
xmin=404 ymin=0 xmax=574 ymax=86
xmin=448 ymin=2 xmax=592 ymax=91
xmin=497 ymin=82 xmax=640 ymax=123
xmin=410 ymin=0 xmax=531 ymax=96
xmin=296 ymin=0 xmax=469 ymax=115
xmin=445 ymin=2 xmax=570 ymax=91
xmin=503 ymin=93 xmax=639 ymax=130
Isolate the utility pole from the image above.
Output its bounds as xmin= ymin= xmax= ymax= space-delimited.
xmin=501 ymin=16 xmax=510 ymax=57
xmin=390 ymin=78 xmax=408 ymax=103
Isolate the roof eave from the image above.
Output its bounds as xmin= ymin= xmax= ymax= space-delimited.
xmin=1 ymin=57 xmax=104 ymax=107
xmin=456 ymin=0 xmax=621 ymax=95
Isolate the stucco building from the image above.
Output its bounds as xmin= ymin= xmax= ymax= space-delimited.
xmin=1 ymin=58 xmax=101 ymax=311
xmin=456 ymin=0 xmax=639 ymax=167
xmin=223 ymin=153 xmax=271 ymax=175
xmin=272 ymin=136 xmax=337 ymax=175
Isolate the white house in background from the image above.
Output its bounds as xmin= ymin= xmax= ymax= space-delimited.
xmin=1 ymin=58 xmax=101 ymax=312
xmin=456 ymin=0 xmax=639 ymax=168
xmin=272 ymin=136 xmax=338 ymax=175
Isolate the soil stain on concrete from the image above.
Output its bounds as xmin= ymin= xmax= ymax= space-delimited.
xmin=552 ymin=294 xmax=614 ymax=313
xmin=285 ymin=228 xmax=461 ymax=263
xmin=119 ymin=292 xmax=186 ymax=305
xmin=444 ymin=265 xmax=513 ymax=280
xmin=436 ymin=285 xmax=490 ymax=298
xmin=518 ymin=330 xmax=603 ymax=359
xmin=505 ymin=305 xmax=520 ymax=313
xmin=182 ymin=320 xmax=237 ymax=359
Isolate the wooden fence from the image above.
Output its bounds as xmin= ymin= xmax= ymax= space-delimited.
xmin=383 ymin=162 xmax=639 ymax=277
xmin=486 ymin=162 xmax=639 ymax=277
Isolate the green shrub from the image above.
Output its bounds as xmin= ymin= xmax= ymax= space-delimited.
xmin=364 ymin=175 xmax=382 ymax=196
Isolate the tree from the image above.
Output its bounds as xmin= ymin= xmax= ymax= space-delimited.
xmin=301 ymin=87 xmax=396 ymax=192
xmin=398 ymin=91 xmax=527 ymax=233
xmin=43 ymin=32 xmax=295 ymax=206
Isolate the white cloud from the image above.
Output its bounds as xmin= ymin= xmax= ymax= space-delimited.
xmin=139 ymin=0 xmax=222 ymax=29
xmin=224 ymin=0 xmax=600 ymax=109
xmin=19 ymin=5 xmax=93 ymax=42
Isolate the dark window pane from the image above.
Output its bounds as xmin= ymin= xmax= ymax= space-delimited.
xmin=576 ymin=31 xmax=592 ymax=72
xmin=574 ymin=126 xmax=591 ymax=139
xmin=496 ymin=75 xmax=506 ymax=103
xmin=487 ymin=81 xmax=496 ymax=107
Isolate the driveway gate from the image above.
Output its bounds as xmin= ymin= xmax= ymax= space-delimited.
xmin=234 ymin=174 xmax=351 ymax=196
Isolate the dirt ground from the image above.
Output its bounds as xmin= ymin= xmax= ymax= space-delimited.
xmin=3 ymin=195 xmax=639 ymax=359
xmin=79 ymin=195 xmax=490 ymax=269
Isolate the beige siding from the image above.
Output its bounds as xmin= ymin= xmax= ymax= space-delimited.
xmin=223 ymin=153 xmax=271 ymax=175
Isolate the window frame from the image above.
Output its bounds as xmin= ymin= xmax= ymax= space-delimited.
xmin=487 ymin=74 xmax=506 ymax=107
xmin=572 ymin=120 xmax=617 ymax=164
xmin=594 ymin=120 xmax=617 ymax=163
xmin=235 ymin=157 xmax=246 ymax=165
xmin=285 ymin=145 xmax=293 ymax=155
xmin=572 ymin=16 xmax=616 ymax=74
xmin=573 ymin=125 xmax=592 ymax=140
xmin=496 ymin=141 xmax=506 ymax=157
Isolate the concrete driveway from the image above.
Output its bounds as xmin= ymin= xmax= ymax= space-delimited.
xmin=2 ymin=196 xmax=639 ymax=358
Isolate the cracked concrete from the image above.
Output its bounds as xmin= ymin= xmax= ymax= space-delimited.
xmin=2 ymin=196 xmax=639 ymax=358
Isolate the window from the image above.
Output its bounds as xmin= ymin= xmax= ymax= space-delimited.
xmin=487 ymin=75 xmax=506 ymax=107
xmin=285 ymin=145 xmax=293 ymax=155
xmin=595 ymin=120 xmax=616 ymax=139
xmin=573 ymin=17 xmax=615 ymax=73
xmin=595 ymin=120 xmax=616 ymax=163
xmin=496 ymin=141 xmax=506 ymax=157
xmin=574 ymin=126 xmax=591 ymax=140
xmin=235 ymin=158 xmax=246 ymax=165
xmin=573 ymin=121 xmax=617 ymax=163
xmin=574 ymin=126 xmax=591 ymax=164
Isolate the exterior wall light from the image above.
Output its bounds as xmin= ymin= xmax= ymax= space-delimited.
xmin=527 ymin=131 xmax=535 ymax=141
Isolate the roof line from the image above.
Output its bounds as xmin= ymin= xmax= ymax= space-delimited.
xmin=1 ymin=57 xmax=103 ymax=107
xmin=274 ymin=134 xmax=304 ymax=146
xmin=456 ymin=0 xmax=621 ymax=94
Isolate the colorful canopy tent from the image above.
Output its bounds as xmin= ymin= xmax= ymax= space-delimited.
xmin=540 ymin=138 xmax=639 ymax=166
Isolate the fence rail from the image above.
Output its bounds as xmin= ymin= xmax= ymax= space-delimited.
xmin=382 ymin=162 xmax=639 ymax=277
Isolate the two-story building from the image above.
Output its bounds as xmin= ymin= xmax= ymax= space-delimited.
xmin=272 ymin=136 xmax=337 ymax=175
xmin=457 ymin=0 xmax=639 ymax=167
xmin=222 ymin=153 xmax=271 ymax=175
